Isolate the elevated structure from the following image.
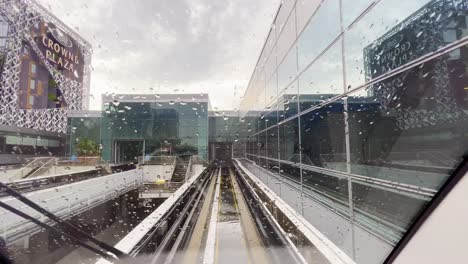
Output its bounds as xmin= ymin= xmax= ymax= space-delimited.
xmin=0 ymin=0 xmax=467 ymax=263
xmin=238 ymin=0 xmax=468 ymax=263
xmin=0 ymin=169 xmax=142 ymax=244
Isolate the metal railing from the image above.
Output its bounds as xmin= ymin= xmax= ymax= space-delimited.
xmin=27 ymin=156 xmax=110 ymax=178
xmin=138 ymin=182 xmax=184 ymax=194
xmin=191 ymin=155 xmax=209 ymax=166
xmin=138 ymin=155 xmax=176 ymax=166
xmin=184 ymin=156 xmax=193 ymax=182
xmin=246 ymin=153 xmax=437 ymax=198
xmin=2 ymin=168 xmax=105 ymax=197
xmin=417 ymin=151 xmax=457 ymax=167
xmin=27 ymin=158 xmax=57 ymax=178
xmin=0 ymin=169 xmax=143 ymax=244
xmin=9 ymin=157 xmax=53 ymax=181
xmin=8 ymin=156 xmax=111 ymax=181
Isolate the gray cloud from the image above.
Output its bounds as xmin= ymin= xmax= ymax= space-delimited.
xmin=37 ymin=0 xmax=280 ymax=110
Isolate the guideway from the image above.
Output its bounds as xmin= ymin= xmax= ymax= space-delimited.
xmin=95 ymin=165 xmax=305 ymax=264
xmin=194 ymin=166 xmax=305 ymax=264
xmin=211 ymin=167 xmax=269 ymax=264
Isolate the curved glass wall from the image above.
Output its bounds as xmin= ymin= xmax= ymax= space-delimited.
xmin=240 ymin=0 xmax=468 ymax=262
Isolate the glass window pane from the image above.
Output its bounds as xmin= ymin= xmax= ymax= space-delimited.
xmin=298 ymin=38 xmax=344 ymax=112
xmin=6 ymin=135 xmax=21 ymax=145
xmin=300 ymin=99 xmax=346 ymax=171
xmin=344 ymin=0 xmax=468 ymax=90
xmin=278 ymin=83 xmax=299 ymax=121
xmin=348 ymin=44 xmax=468 ymax=246
xmin=275 ymin=0 xmax=296 ymax=35
xmin=266 ymin=125 xmax=278 ymax=160
xmin=22 ymin=137 xmax=36 ymax=146
xmin=301 ymin=167 xmax=352 ymax=256
xmin=278 ymin=160 xmax=303 ymax=212
xmin=31 ymin=63 xmax=37 ymax=74
xmin=265 ymin=74 xmax=277 ymax=106
xmin=264 ymin=50 xmax=277 ymax=84
xmin=277 ymin=47 xmax=298 ymax=92
xmin=259 ymin=131 xmax=266 ymax=157
xmin=300 ymin=99 xmax=351 ymax=249
xmin=262 ymin=30 xmax=276 ymax=65
xmin=258 ymin=156 xmax=267 ymax=170
xmin=297 ymin=0 xmax=340 ymax=71
xmin=264 ymin=103 xmax=278 ymax=129
xmin=279 ymin=117 xmax=299 ymax=162
xmin=342 ymin=0 xmax=375 ymax=28
xmin=296 ymin=0 xmax=321 ymax=34
xmin=276 ymin=6 xmax=297 ymax=63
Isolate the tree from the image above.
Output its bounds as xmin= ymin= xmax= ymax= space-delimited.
xmin=75 ymin=138 xmax=100 ymax=156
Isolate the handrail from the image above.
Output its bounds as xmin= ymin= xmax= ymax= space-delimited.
xmin=191 ymin=155 xmax=209 ymax=166
xmin=8 ymin=156 xmax=110 ymax=182
xmin=417 ymin=151 xmax=457 ymax=167
xmin=9 ymin=157 xmax=52 ymax=182
xmin=245 ymin=154 xmax=437 ymax=198
xmin=138 ymin=156 xmax=176 ymax=166
xmin=27 ymin=157 xmax=57 ymax=178
xmin=184 ymin=156 xmax=193 ymax=182
xmin=168 ymin=157 xmax=177 ymax=183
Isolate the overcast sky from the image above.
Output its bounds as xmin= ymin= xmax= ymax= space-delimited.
xmin=37 ymin=0 xmax=280 ymax=110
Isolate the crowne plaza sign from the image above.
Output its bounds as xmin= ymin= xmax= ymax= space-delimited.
xmin=41 ymin=34 xmax=80 ymax=71
xmin=31 ymin=22 xmax=84 ymax=82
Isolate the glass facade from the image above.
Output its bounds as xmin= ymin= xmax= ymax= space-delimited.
xmin=100 ymin=95 xmax=209 ymax=163
xmin=240 ymin=0 xmax=468 ymax=262
xmin=66 ymin=113 xmax=101 ymax=157
xmin=1 ymin=1 xmax=468 ymax=263
xmin=208 ymin=111 xmax=249 ymax=160
xmin=0 ymin=130 xmax=63 ymax=159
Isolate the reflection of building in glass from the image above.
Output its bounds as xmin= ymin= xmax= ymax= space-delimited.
xmin=208 ymin=110 xmax=249 ymax=161
xmin=71 ymin=98 xmax=251 ymax=164
xmin=238 ymin=0 xmax=468 ymax=263
xmin=354 ymin=0 xmax=468 ymax=174
xmin=364 ymin=0 xmax=468 ymax=130
xmin=0 ymin=0 xmax=91 ymax=163
xmin=100 ymin=94 xmax=209 ymax=163
xmin=66 ymin=110 xmax=102 ymax=158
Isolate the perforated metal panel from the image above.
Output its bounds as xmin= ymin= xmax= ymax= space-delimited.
xmin=0 ymin=0 xmax=91 ymax=133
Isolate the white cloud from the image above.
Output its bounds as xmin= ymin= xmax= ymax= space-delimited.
xmin=37 ymin=0 xmax=280 ymax=110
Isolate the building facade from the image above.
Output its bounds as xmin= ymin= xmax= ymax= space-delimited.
xmin=0 ymin=0 xmax=91 ymax=163
xmin=100 ymin=94 xmax=209 ymax=163
xmin=239 ymin=0 xmax=468 ymax=263
xmin=66 ymin=110 xmax=101 ymax=158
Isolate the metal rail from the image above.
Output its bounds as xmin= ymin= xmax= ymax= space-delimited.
xmin=142 ymin=165 xmax=305 ymax=264
xmin=1 ymin=168 xmax=106 ymax=198
xmin=95 ymin=164 xmax=309 ymax=264
xmin=184 ymin=155 xmax=193 ymax=181
xmin=230 ymin=166 xmax=306 ymax=264
xmin=240 ymin=158 xmax=406 ymax=244
xmin=150 ymin=168 xmax=212 ymax=264
xmin=245 ymin=154 xmax=437 ymax=197
xmin=126 ymin=167 xmax=214 ymax=257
